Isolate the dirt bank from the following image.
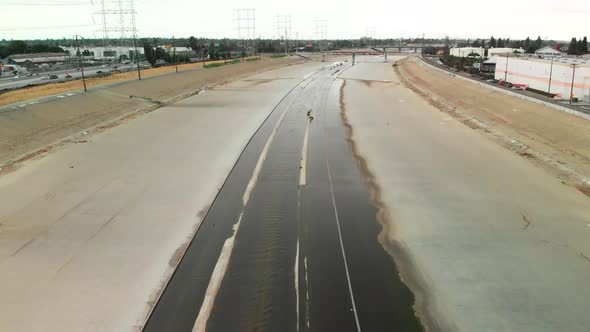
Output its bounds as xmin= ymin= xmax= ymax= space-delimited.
xmin=0 ymin=57 xmax=261 ymax=106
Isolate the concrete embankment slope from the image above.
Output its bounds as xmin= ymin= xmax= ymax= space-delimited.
xmin=0 ymin=60 xmax=325 ymax=332
xmin=341 ymin=58 xmax=590 ymax=331
xmin=396 ymin=57 xmax=590 ymax=195
xmin=0 ymin=56 xmax=304 ymax=170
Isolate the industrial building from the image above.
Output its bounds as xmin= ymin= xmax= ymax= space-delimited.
xmin=495 ymin=55 xmax=590 ymax=102
xmin=60 ymin=46 xmax=144 ymax=60
xmin=450 ymin=47 xmax=527 ymax=58
xmin=450 ymin=47 xmax=484 ymax=57
xmin=7 ymin=53 xmax=69 ymax=68
xmin=488 ymin=47 xmax=525 ymax=56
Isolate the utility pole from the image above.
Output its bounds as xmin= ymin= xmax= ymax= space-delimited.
xmin=172 ymin=36 xmax=178 ymax=73
xmin=315 ymin=19 xmax=327 ymax=62
xmin=547 ymin=53 xmax=554 ymax=93
xmin=421 ymin=33 xmax=425 ymax=55
xmin=570 ymin=64 xmax=577 ymax=105
xmin=132 ymin=33 xmax=141 ymax=80
xmin=504 ymin=54 xmax=509 ymax=83
xmin=383 ymin=47 xmax=387 ymax=63
xmin=352 ymin=52 xmax=356 ymax=66
xmin=74 ymin=35 xmax=87 ymax=92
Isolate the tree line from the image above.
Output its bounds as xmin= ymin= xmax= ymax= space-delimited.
xmin=0 ymin=40 xmax=66 ymax=58
xmin=461 ymin=35 xmax=588 ymax=55
xmin=461 ymin=36 xmax=544 ymax=53
xmin=567 ymin=37 xmax=588 ymax=55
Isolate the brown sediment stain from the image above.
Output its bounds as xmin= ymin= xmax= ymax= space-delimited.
xmin=0 ymin=146 xmax=53 ymax=176
xmin=338 ymin=79 xmax=447 ymax=332
xmin=168 ymin=238 xmax=191 ymax=269
xmin=166 ymin=207 xmax=211 ymax=270
xmin=521 ymin=213 xmax=532 ymax=230
xmin=518 ymin=151 xmax=535 ymax=159
xmin=197 ymin=206 xmax=209 ymax=219
xmin=351 ymin=78 xmax=398 ymax=87
xmin=576 ymin=184 xmax=590 ymax=197
xmin=14 ymin=147 xmax=51 ymax=163
xmin=243 ymin=78 xmax=293 ymax=86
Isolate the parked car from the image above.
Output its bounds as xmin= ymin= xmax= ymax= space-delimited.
xmin=40 ymin=75 xmax=51 ymax=80
xmin=65 ymin=74 xmax=73 ymax=79
xmin=49 ymin=74 xmax=59 ymax=79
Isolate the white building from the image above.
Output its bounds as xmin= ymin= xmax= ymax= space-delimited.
xmin=495 ymin=55 xmax=590 ymax=101
xmin=450 ymin=47 xmax=484 ymax=57
xmin=488 ymin=47 xmax=525 ymax=56
xmin=159 ymin=45 xmax=193 ymax=56
xmin=535 ymin=46 xmax=562 ymax=57
xmin=60 ymin=46 xmax=144 ymax=60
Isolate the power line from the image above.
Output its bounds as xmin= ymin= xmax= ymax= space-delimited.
xmin=0 ymin=24 xmax=96 ymax=31
xmin=5 ymin=2 xmax=89 ymax=6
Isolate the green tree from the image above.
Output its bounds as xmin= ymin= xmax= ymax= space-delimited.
xmin=524 ymin=37 xmax=532 ymax=52
xmin=497 ymin=38 xmax=505 ymax=47
xmin=510 ymin=39 xmax=523 ymax=48
xmin=154 ymin=47 xmax=170 ymax=63
xmin=582 ymin=37 xmax=588 ymax=54
xmin=143 ymin=43 xmax=156 ymax=66
xmin=534 ymin=36 xmax=543 ymax=51
xmin=188 ymin=36 xmax=203 ymax=52
xmin=0 ymin=45 xmax=8 ymax=58
xmin=488 ymin=36 xmax=496 ymax=48
xmin=7 ymin=40 xmax=28 ymax=55
xmin=567 ymin=37 xmax=577 ymax=55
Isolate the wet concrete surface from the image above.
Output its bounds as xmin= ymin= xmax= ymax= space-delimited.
xmin=145 ymin=57 xmax=424 ymax=331
xmin=142 ymin=69 xmax=325 ymax=332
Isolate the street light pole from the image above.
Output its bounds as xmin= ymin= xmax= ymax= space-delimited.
xmin=74 ymin=35 xmax=87 ymax=92
xmin=547 ymin=53 xmax=554 ymax=93
xmin=570 ymin=64 xmax=577 ymax=105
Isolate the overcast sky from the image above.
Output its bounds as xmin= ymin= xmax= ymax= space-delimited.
xmin=1 ymin=0 xmax=589 ymax=41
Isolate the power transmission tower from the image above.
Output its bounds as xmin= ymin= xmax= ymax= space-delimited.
xmin=276 ymin=14 xmax=292 ymax=55
xmin=94 ymin=0 xmax=138 ymax=54
xmin=234 ymin=8 xmax=256 ymax=57
xmin=365 ymin=26 xmax=376 ymax=39
xmin=314 ymin=19 xmax=327 ymax=61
